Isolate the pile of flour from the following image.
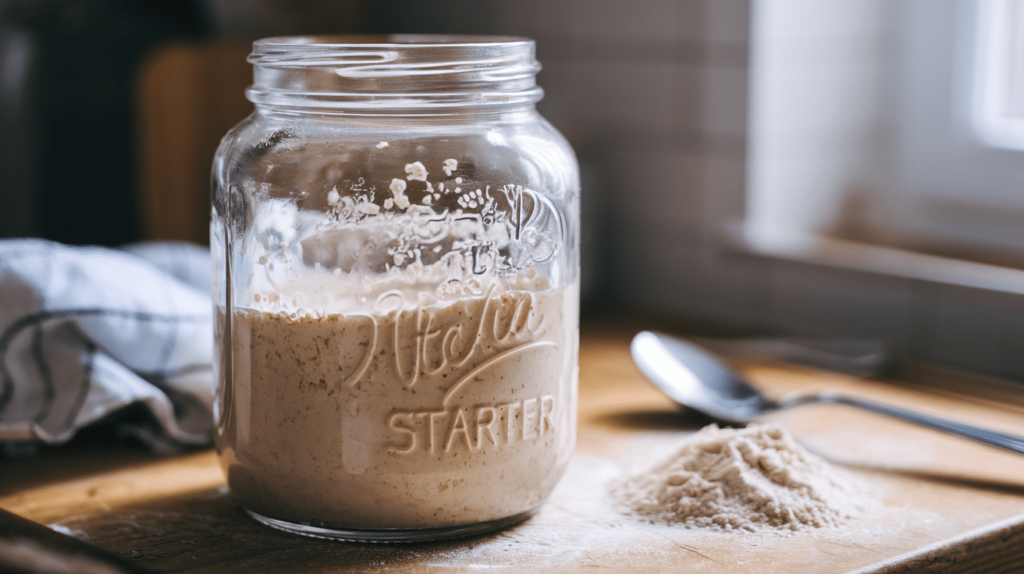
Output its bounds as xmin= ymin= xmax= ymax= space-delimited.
xmin=611 ymin=423 xmax=860 ymax=532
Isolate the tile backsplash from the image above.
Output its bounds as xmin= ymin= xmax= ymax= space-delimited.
xmin=488 ymin=0 xmax=752 ymax=306
xmin=485 ymin=0 xmax=1024 ymax=380
xmin=130 ymin=0 xmax=1024 ymax=380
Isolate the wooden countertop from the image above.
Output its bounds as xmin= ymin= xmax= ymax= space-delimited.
xmin=3 ymin=323 xmax=1024 ymax=573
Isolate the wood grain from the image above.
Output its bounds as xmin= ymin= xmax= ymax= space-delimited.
xmin=851 ymin=514 xmax=1024 ymax=573
xmin=3 ymin=326 xmax=1024 ymax=573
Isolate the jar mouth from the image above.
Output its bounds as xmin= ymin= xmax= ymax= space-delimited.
xmin=247 ymin=34 xmax=543 ymax=113
xmin=252 ymin=34 xmax=533 ymax=51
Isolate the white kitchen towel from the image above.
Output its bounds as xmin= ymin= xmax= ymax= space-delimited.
xmin=0 ymin=239 xmax=214 ymax=450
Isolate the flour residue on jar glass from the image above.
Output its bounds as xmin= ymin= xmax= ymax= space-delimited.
xmin=215 ymin=147 xmax=578 ymax=529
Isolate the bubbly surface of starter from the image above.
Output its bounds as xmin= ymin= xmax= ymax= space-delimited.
xmin=217 ymin=285 xmax=578 ymax=529
xmin=611 ymin=423 xmax=863 ymax=532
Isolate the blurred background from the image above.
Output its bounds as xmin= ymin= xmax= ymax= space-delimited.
xmin=1 ymin=0 xmax=1023 ymax=380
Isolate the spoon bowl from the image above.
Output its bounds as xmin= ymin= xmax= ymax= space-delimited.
xmin=631 ymin=330 xmax=1024 ymax=456
xmin=630 ymin=331 xmax=772 ymax=424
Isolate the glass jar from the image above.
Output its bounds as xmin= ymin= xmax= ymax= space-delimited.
xmin=211 ymin=35 xmax=580 ymax=542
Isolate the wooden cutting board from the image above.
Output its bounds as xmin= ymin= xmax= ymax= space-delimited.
xmin=3 ymin=326 xmax=1024 ymax=573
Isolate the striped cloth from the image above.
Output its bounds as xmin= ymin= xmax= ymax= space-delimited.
xmin=0 ymin=239 xmax=213 ymax=451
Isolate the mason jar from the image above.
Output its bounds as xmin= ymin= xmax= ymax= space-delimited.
xmin=210 ymin=35 xmax=580 ymax=542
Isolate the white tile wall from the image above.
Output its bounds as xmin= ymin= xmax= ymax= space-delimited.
xmin=489 ymin=0 xmax=749 ymax=316
xmin=705 ymin=0 xmax=752 ymax=46
xmin=493 ymin=0 xmax=575 ymax=39
xmin=702 ymin=65 xmax=749 ymax=138
xmin=604 ymin=148 xmax=704 ymax=227
xmin=701 ymin=156 xmax=746 ymax=236
xmin=920 ymin=286 xmax=1024 ymax=374
xmin=672 ymin=64 xmax=706 ymax=131
xmin=769 ymin=263 xmax=914 ymax=341
xmin=607 ymin=238 xmax=753 ymax=327
xmin=569 ymin=62 xmax=679 ymax=132
xmin=537 ymin=0 xmax=752 ymax=328
xmin=568 ymin=0 xmax=685 ymax=41
xmin=687 ymin=251 xmax=763 ymax=326
xmin=677 ymin=1 xmax=710 ymax=43
xmin=607 ymin=228 xmax=698 ymax=306
xmin=534 ymin=60 xmax=579 ymax=124
xmin=486 ymin=0 xmax=1024 ymax=379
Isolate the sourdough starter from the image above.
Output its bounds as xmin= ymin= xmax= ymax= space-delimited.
xmin=217 ymin=285 xmax=577 ymax=529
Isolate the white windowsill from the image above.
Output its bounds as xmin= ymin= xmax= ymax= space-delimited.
xmin=730 ymin=223 xmax=1024 ymax=296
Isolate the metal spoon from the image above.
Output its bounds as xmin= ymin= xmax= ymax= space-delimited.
xmin=631 ymin=331 xmax=1024 ymax=456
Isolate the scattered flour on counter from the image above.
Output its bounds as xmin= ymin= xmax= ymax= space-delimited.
xmin=611 ymin=423 xmax=862 ymax=532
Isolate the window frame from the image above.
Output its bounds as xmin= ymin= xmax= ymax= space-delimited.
xmin=889 ymin=0 xmax=1024 ymax=258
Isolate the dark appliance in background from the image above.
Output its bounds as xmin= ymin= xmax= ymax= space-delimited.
xmin=0 ymin=0 xmax=583 ymax=273
xmin=0 ymin=0 xmax=206 ymax=246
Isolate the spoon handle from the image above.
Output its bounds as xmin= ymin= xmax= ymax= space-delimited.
xmin=782 ymin=391 xmax=1024 ymax=456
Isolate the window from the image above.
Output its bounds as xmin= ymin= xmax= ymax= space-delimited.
xmin=891 ymin=0 xmax=1024 ymax=263
xmin=746 ymin=0 xmax=1024 ymax=269
xmin=972 ymin=0 xmax=1024 ymax=149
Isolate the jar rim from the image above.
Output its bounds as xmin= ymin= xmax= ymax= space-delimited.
xmin=247 ymin=34 xmax=543 ymax=114
xmin=253 ymin=34 xmax=533 ymax=51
